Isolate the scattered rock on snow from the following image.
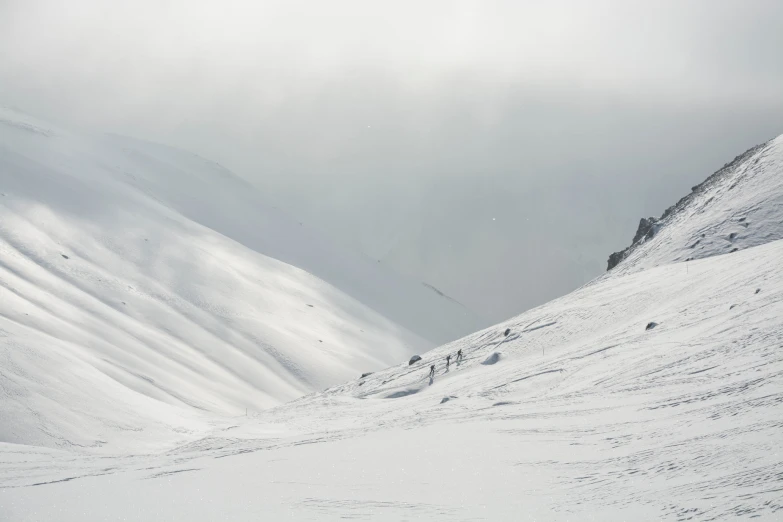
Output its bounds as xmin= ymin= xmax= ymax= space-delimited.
xmin=361 ymin=372 xmax=373 ymax=378
xmin=61 ymin=254 xmax=69 ymax=259
xmin=730 ymin=304 xmax=738 ymax=310
xmin=755 ymin=288 xmax=761 ymax=294
xmin=503 ymin=328 xmax=511 ymax=336
xmin=645 ymin=322 xmax=658 ymax=331
xmin=482 ymin=352 xmax=502 ymax=365
xmin=408 ymin=355 xmax=422 ymax=365
xmin=730 ymin=248 xmax=739 ymax=253
xmin=440 ymin=396 xmax=454 ymax=404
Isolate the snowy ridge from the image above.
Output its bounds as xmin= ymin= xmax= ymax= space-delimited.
xmin=0 ymin=107 xmax=436 ymax=449
xmin=607 ymin=134 xmax=783 ymax=274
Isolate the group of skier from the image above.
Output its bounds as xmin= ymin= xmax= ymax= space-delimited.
xmin=429 ymin=348 xmax=464 ymax=379
xmin=428 ymin=327 xmax=512 ymax=380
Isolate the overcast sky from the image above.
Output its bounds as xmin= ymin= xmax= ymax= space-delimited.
xmin=2 ymin=0 xmax=782 ymax=321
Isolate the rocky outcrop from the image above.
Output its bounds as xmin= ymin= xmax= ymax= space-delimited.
xmin=607 ymin=217 xmax=659 ymax=270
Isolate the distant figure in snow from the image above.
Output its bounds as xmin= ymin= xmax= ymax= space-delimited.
xmin=446 ymin=354 xmax=451 ymax=370
xmin=429 ymin=365 xmax=436 ymax=379
xmin=456 ymin=349 xmax=463 ymax=364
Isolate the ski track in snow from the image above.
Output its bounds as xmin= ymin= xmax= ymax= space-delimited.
xmin=2 ymin=238 xmax=782 ymax=521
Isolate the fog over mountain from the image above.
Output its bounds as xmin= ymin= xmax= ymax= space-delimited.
xmin=2 ymin=0 xmax=781 ymax=320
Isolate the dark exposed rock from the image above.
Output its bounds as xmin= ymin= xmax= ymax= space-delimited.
xmin=607 ymin=251 xmax=626 ymax=271
xmin=634 ymin=217 xmax=659 ymax=243
xmin=645 ymin=322 xmax=658 ymax=331
xmin=503 ymin=328 xmax=511 ymax=336
xmin=61 ymin=254 xmax=69 ymax=259
xmin=607 ymin=217 xmax=658 ymax=270
xmin=408 ymin=355 xmax=422 ymax=365
xmin=361 ymin=372 xmax=373 ymax=378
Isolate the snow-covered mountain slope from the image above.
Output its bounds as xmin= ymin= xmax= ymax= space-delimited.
xmin=607 ymin=134 xmax=783 ymax=274
xmin=3 ymin=236 xmax=781 ymax=521
xmin=0 ymin=107 xmax=442 ymax=449
xmin=3 ymin=118 xmax=782 ymax=520
xmin=0 ymin=108 xmax=484 ymax=347
xmin=101 ymin=131 xmax=484 ymax=345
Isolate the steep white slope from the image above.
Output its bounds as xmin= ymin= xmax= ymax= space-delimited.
xmin=98 ymin=132 xmax=485 ymax=345
xmin=3 ymin=237 xmax=781 ymax=521
xmin=0 ymin=108 xmax=431 ymax=450
xmin=0 ymin=108 xmax=485 ymax=349
xmin=608 ymin=134 xmax=783 ymax=274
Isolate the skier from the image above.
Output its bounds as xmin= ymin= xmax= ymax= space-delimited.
xmin=456 ymin=349 xmax=463 ymax=363
xmin=429 ymin=364 xmax=436 ymax=379
xmin=446 ymin=354 xmax=451 ymax=370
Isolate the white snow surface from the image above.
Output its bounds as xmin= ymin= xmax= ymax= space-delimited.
xmin=611 ymin=134 xmax=783 ymax=275
xmin=2 ymin=237 xmax=781 ymax=521
xmin=1 ymin=114 xmax=782 ymax=520
xmin=0 ymin=107 xmax=465 ymax=449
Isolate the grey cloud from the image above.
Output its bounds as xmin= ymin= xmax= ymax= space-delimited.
xmin=1 ymin=0 xmax=782 ymax=321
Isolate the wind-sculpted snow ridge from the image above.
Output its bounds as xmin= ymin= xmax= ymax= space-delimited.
xmin=607 ymin=134 xmax=783 ymax=273
xmin=0 ymin=107 xmax=437 ymax=449
xmin=3 ymin=234 xmax=781 ymax=520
